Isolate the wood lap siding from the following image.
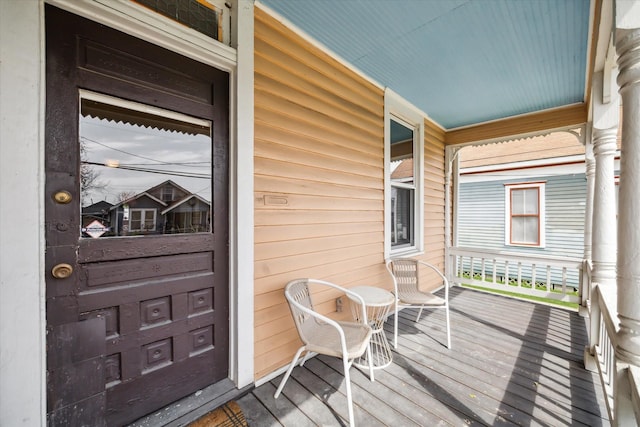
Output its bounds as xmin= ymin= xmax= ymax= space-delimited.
xmin=457 ymin=174 xmax=586 ymax=259
xmin=254 ymin=8 xmax=446 ymax=379
xmin=424 ymin=120 xmax=446 ymax=267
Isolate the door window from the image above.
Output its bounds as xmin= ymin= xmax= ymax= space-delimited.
xmin=79 ymin=91 xmax=212 ymax=238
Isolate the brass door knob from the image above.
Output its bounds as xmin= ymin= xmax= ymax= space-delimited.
xmin=53 ymin=190 xmax=72 ymax=204
xmin=51 ymin=263 xmax=73 ymax=279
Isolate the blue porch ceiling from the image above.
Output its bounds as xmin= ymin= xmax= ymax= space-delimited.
xmin=259 ymin=0 xmax=591 ymax=130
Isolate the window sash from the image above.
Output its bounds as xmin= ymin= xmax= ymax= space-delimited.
xmin=130 ymin=208 xmax=156 ymax=231
xmin=385 ymin=89 xmax=424 ymax=257
xmin=508 ymin=186 xmax=541 ymax=246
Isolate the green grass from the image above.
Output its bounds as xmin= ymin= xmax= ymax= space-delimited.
xmin=461 ymin=283 xmax=579 ymax=310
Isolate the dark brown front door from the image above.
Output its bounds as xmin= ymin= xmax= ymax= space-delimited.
xmin=45 ymin=5 xmax=229 ymax=426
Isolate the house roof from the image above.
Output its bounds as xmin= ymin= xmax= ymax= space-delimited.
xmin=161 ymin=194 xmax=211 ymax=215
xmin=109 ymin=191 xmax=167 ymax=210
xmin=259 ymin=0 xmax=594 ymax=131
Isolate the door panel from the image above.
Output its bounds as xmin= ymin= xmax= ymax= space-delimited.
xmin=45 ymin=5 xmax=229 ymax=426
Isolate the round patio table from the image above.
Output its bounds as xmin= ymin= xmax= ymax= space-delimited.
xmin=347 ymin=285 xmax=395 ymax=370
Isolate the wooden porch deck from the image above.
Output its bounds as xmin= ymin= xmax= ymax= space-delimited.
xmin=237 ymin=287 xmax=610 ymax=426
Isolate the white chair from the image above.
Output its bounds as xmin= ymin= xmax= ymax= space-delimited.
xmin=385 ymin=258 xmax=451 ymax=349
xmin=274 ymin=279 xmax=374 ymax=427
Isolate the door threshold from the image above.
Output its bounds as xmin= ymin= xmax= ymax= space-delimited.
xmin=128 ymin=378 xmax=254 ymax=427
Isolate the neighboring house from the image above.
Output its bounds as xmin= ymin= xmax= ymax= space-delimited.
xmin=82 ymin=180 xmax=211 ymax=237
xmin=107 ymin=180 xmax=210 ymax=236
xmin=1 ymin=1 xmax=637 ymax=426
xmin=457 ymin=132 xmax=620 ymax=288
xmin=81 ymin=200 xmax=113 ymax=229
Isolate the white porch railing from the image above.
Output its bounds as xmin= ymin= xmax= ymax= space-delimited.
xmin=589 ymin=282 xmax=616 ymax=419
xmin=447 ymin=246 xmax=581 ymax=305
xmin=587 ymin=278 xmax=640 ymax=426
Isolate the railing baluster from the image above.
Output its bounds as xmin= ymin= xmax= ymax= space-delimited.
xmin=447 ymin=247 xmax=581 ymax=304
xmin=492 ymin=259 xmax=497 ymax=285
xmin=531 ymin=264 xmax=537 ymax=291
xmin=470 ymin=257 xmax=475 ymax=281
xmin=505 ymin=261 xmax=510 ymax=286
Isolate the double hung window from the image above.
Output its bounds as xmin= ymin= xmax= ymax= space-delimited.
xmin=505 ymin=182 xmax=545 ymax=247
xmin=130 ymin=209 xmax=157 ymax=231
xmin=385 ymin=90 xmax=424 ymax=257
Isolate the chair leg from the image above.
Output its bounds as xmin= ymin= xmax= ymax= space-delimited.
xmin=366 ymin=341 xmax=374 ymax=382
xmin=445 ymin=304 xmax=451 ymax=349
xmin=393 ymin=303 xmax=398 ymax=349
xmin=274 ymin=346 xmax=305 ymax=398
xmin=343 ymin=356 xmax=356 ymax=427
xmin=415 ymin=305 xmax=424 ymax=322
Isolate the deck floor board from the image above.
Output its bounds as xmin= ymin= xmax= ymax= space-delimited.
xmin=238 ymin=287 xmax=610 ymax=426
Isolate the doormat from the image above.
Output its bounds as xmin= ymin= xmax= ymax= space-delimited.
xmin=188 ymin=401 xmax=248 ymax=427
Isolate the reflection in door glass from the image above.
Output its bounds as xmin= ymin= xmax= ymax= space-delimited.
xmin=79 ymin=95 xmax=212 ymax=238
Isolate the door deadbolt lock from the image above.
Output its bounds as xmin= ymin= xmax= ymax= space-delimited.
xmin=53 ymin=190 xmax=72 ymax=204
xmin=51 ymin=263 xmax=73 ymax=279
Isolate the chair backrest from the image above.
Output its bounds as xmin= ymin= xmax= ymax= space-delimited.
xmin=387 ymin=258 xmax=421 ymax=295
xmin=386 ymin=258 xmax=449 ymax=300
xmin=284 ymin=278 xmax=323 ymax=346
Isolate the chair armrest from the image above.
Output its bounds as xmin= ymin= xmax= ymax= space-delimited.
xmin=415 ymin=260 xmax=448 ymax=285
xmin=287 ymin=291 xmax=355 ymax=359
xmin=416 ymin=260 xmax=449 ymax=298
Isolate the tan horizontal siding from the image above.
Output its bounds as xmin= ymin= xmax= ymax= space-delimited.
xmin=254 ymin=8 xmax=446 ymax=381
xmin=255 ymin=122 xmax=381 ymax=168
xmin=254 ymin=8 xmax=386 ymax=380
xmin=255 ymin=10 xmax=382 ymax=108
xmin=255 ymin=222 xmax=382 ymax=243
xmin=255 ymin=232 xmax=383 ymax=261
xmin=422 ymin=119 xmax=446 ymax=273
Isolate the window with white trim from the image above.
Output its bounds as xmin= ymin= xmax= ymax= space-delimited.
xmin=505 ymin=182 xmax=545 ymax=247
xmin=130 ymin=208 xmax=157 ymax=231
xmin=385 ymin=90 xmax=424 ymax=257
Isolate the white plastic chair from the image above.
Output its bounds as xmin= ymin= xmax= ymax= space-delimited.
xmin=274 ymin=279 xmax=374 ymax=427
xmin=385 ymin=258 xmax=451 ymax=349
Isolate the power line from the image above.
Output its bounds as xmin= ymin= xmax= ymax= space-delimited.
xmin=81 ymin=136 xmax=210 ymax=167
xmin=82 ymin=161 xmax=211 ymax=179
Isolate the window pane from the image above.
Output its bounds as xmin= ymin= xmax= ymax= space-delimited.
xmin=390 ymin=117 xmax=416 ymax=249
xmin=512 ymin=216 xmax=539 ymax=244
xmin=512 ymin=188 xmax=538 ymax=215
xmin=134 ymin=0 xmax=221 ymax=41
xmin=391 ymin=186 xmax=414 ymax=247
xmin=390 ymin=119 xmax=414 ymax=184
xmin=79 ymin=96 xmax=212 ymax=239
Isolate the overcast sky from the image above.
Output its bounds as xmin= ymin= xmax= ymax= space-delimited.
xmin=80 ymin=114 xmax=212 ymax=207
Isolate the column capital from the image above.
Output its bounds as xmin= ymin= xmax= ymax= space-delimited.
xmin=592 ymin=126 xmax=619 ymax=157
xmin=616 ymin=28 xmax=640 ymax=94
xmin=585 ymin=156 xmax=596 ymax=177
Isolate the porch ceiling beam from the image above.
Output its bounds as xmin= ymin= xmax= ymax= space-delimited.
xmin=444 ymin=103 xmax=588 ymax=146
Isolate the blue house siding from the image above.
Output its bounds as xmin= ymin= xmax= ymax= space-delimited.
xmin=458 ymin=172 xmax=586 ymax=287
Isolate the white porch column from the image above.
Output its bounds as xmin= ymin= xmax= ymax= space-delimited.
xmin=615 ymin=3 xmax=640 ymax=424
xmin=616 ymin=17 xmax=640 ymax=368
xmin=444 ymin=146 xmax=460 ymax=283
xmin=584 ymin=138 xmax=595 ymax=262
xmin=591 ymin=71 xmax=619 ymax=294
xmin=581 ymin=136 xmax=595 ymax=313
